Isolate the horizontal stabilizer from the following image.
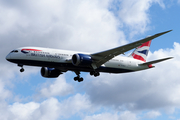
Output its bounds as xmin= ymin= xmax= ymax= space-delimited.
xmin=139 ymin=57 xmax=173 ymax=66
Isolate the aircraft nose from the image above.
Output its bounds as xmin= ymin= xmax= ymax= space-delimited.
xmin=6 ymin=54 xmax=11 ymax=61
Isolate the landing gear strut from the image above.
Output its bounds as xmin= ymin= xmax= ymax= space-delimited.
xmin=18 ymin=64 xmax=24 ymax=72
xmin=74 ymin=71 xmax=83 ymax=82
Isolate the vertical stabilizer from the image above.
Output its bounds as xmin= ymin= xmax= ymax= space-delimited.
xmin=129 ymin=40 xmax=151 ymax=62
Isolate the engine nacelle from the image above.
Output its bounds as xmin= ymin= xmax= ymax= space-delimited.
xmin=41 ymin=67 xmax=62 ymax=78
xmin=72 ymin=53 xmax=92 ymax=66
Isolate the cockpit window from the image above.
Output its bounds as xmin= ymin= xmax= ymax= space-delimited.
xmin=10 ymin=50 xmax=18 ymax=53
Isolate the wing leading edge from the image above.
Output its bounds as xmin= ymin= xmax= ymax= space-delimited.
xmin=90 ymin=30 xmax=172 ymax=69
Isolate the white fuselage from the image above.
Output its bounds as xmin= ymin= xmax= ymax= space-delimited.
xmin=6 ymin=47 xmax=150 ymax=74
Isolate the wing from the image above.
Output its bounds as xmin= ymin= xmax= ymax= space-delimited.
xmin=90 ymin=30 xmax=172 ymax=69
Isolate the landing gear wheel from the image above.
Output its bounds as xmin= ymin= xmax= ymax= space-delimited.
xmin=90 ymin=71 xmax=100 ymax=77
xmin=74 ymin=77 xmax=83 ymax=82
xmin=78 ymin=77 xmax=83 ymax=82
xmin=74 ymin=77 xmax=79 ymax=81
xmin=74 ymin=71 xmax=84 ymax=82
xmin=20 ymin=68 xmax=24 ymax=72
xmin=94 ymin=72 xmax=100 ymax=77
xmin=90 ymin=71 xmax=95 ymax=76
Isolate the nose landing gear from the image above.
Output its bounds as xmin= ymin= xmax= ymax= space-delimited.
xmin=20 ymin=68 xmax=24 ymax=72
xmin=18 ymin=64 xmax=25 ymax=72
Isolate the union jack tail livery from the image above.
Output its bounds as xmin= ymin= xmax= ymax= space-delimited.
xmin=129 ymin=40 xmax=152 ymax=62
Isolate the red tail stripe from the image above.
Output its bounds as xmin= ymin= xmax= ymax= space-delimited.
xmin=132 ymin=53 xmax=146 ymax=62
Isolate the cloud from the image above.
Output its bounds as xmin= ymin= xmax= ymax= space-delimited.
xmin=83 ymin=111 xmax=137 ymax=120
xmin=118 ymin=111 xmax=138 ymax=120
xmin=7 ymin=98 xmax=59 ymax=120
xmin=117 ymin=0 xmax=165 ymax=35
xmin=9 ymin=102 xmax=40 ymax=120
xmin=84 ymin=113 xmax=119 ymax=120
xmin=0 ymin=79 xmax=12 ymax=101
xmin=144 ymin=110 xmax=161 ymax=119
xmin=59 ymin=93 xmax=94 ymax=118
xmin=36 ymin=75 xmax=74 ymax=98
xmin=0 ymin=94 xmax=93 ymax=120
xmin=178 ymin=0 xmax=180 ymax=4
xmin=0 ymin=0 xmax=126 ymax=54
xmin=118 ymin=0 xmax=151 ymax=31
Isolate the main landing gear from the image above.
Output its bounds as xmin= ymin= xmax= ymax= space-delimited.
xmin=18 ymin=64 xmax=24 ymax=72
xmin=74 ymin=71 xmax=100 ymax=82
xmin=90 ymin=71 xmax=100 ymax=77
xmin=74 ymin=71 xmax=83 ymax=82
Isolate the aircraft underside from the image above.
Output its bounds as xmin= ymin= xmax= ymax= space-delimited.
xmin=9 ymin=59 xmax=134 ymax=73
xmin=8 ymin=59 xmax=135 ymax=82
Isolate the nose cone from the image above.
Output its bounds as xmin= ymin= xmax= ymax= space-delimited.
xmin=6 ymin=54 xmax=11 ymax=61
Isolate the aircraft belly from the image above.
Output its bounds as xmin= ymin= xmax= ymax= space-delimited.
xmin=9 ymin=59 xmax=134 ymax=73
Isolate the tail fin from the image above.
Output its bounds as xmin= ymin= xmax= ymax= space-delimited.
xmin=129 ymin=40 xmax=151 ymax=62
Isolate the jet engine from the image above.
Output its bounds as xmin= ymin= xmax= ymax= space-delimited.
xmin=41 ymin=67 xmax=62 ymax=78
xmin=72 ymin=53 xmax=93 ymax=66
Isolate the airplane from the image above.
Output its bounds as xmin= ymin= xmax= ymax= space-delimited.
xmin=6 ymin=30 xmax=173 ymax=82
